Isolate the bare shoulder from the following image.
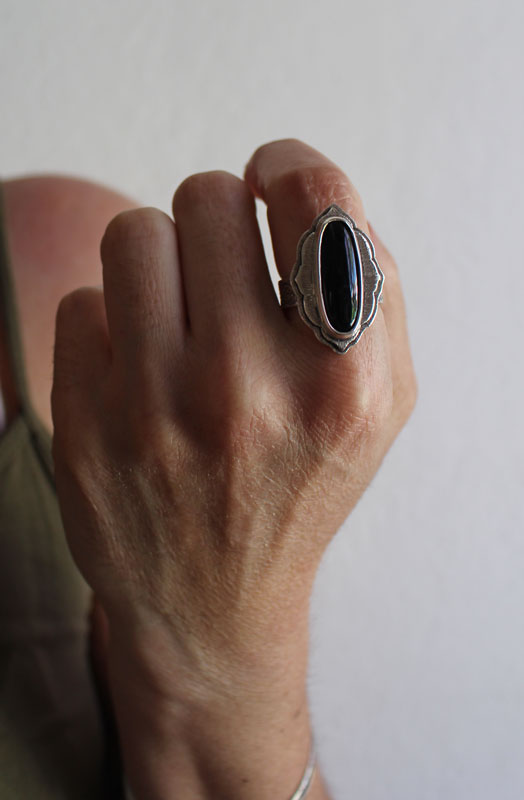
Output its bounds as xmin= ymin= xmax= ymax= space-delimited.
xmin=1 ymin=174 xmax=140 ymax=432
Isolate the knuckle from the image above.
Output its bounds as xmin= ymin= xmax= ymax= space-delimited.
xmin=227 ymin=405 xmax=284 ymax=465
xmin=55 ymin=287 xmax=86 ymax=328
xmin=271 ymin=164 xmax=363 ymax=221
xmin=173 ymin=170 xmax=250 ymax=216
xmin=101 ymin=207 xmax=167 ymax=263
xmin=353 ymin=383 xmax=393 ymax=434
xmin=56 ymin=285 xmax=103 ymax=326
xmin=53 ymin=287 xmax=104 ymax=382
xmin=189 ymin=342 xmax=288 ymax=453
xmin=251 ymin=137 xmax=304 ymax=162
xmin=223 ymin=393 xmax=295 ymax=477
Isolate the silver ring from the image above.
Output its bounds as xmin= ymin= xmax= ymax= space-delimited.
xmin=279 ymin=204 xmax=384 ymax=354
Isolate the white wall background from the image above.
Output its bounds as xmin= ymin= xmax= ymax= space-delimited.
xmin=2 ymin=0 xmax=523 ymax=797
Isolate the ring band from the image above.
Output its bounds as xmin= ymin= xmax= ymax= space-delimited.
xmin=279 ymin=204 xmax=384 ymax=354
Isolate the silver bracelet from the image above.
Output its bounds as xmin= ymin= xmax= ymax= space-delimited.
xmin=289 ymin=738 xmax=317 ymax=799
xmin=123 ymin=739 xmax=316 ymax=800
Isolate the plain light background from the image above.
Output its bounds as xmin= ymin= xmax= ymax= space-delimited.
xmin=2 ymin=0 xmax=523 ymax=797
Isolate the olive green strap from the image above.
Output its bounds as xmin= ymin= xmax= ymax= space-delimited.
xmin=0 ymin=180 xmax=32 ymax=413
xmin=0 ymin=178 xmax=55 ymax=479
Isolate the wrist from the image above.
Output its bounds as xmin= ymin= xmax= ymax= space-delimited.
xmin=116 ymin=684 xmax=314 ymax=800
xmin=122 ymin=737 xmax=320 ymax=800
xmin=106 ymin=610 xmax=317 ymax=800
xmin=106 ymin=586 xmax=313 ymax=705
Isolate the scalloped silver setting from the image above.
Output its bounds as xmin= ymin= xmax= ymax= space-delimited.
xmin=279 ymin=204 xmax=384 ymax=354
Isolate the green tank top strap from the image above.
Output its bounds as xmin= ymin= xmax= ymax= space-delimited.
xmin=0 ymin=180 xmax=54 ymax=481
xmin=0 ymin=177 xmax=124 ymax=798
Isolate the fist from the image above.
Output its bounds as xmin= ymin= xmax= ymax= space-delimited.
xmin=51 ymin=139 xmax=416 ymax=689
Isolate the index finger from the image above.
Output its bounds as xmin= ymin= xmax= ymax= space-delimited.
xmin=243 ymin=139 xmax=415 ymax=432
xmin=243 ymin=138 xmax=384 ymax=367
xmin=244 ymin=138 xmax=370 ymax=288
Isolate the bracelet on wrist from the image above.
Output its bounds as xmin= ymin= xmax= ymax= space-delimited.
xmin=123 ymin=737 xmax=317 ymax=800
xmin=290 ymin=737 xmax=316 ymax=799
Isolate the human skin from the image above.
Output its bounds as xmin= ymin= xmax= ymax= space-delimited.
xmin=0 ymin=174 xmax=140 ymax=432
xmin=51 ymin=138 xmax=417 ymax=800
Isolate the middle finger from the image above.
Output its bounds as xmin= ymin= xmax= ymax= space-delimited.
xmin=171 ymin=170 xmax=283 ymax=347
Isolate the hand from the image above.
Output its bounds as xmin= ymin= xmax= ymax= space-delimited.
xmin=51 ymin=139 xmax=416 ymax=799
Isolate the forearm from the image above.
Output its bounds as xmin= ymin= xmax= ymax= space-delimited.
xmin=107 ymin=613 xmax=332 ymax=800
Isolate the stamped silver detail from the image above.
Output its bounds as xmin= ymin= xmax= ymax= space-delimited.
xmin=279 ymin=204 xmax=384 ymax=354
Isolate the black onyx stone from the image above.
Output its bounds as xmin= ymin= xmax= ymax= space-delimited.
xmin=320 ymin=219 xmax=360 ymax=333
